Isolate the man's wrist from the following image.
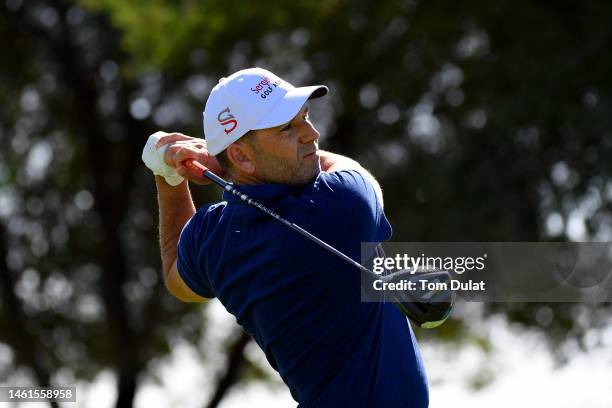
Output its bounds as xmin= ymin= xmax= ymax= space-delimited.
xmin=155 ymin=175 xmax=187 ymax=190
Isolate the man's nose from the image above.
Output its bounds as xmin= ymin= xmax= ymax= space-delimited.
xmin=299 ymin=123 xmax=320 ymax=144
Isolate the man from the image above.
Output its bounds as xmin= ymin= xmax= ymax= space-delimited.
xmin=143 ymin=68 xmax=429 ymax=407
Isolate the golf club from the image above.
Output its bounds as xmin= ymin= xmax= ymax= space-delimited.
xmin=183 ymin=159 xmax=455 ymax=328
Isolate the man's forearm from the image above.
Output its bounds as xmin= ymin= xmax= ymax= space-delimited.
xmin=318 ymin=150 xmax=384 ymax=207
xmin=156 ymin=176 xmax=196 ymax=280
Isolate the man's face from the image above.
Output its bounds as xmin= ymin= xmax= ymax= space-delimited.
xmin=247 ymin=105 xmax=321 ymax=185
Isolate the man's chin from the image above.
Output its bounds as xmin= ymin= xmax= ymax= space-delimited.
xmin=264 ymin=160 xmax=321 ymax=186
xmin=304 ymin=170 xmax=321 ymax=185
xmin=286 ymin=167 xmax=320 ymax=186
xmin=303 ymin=163 xmax=322 ymax=184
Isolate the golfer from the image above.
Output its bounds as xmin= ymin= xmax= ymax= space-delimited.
xmin=143 ymin=68 xmax=428 ymax=407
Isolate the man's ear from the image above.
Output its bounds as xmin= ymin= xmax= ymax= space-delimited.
xmin=227 ymin=142 xmax=256 ymax=174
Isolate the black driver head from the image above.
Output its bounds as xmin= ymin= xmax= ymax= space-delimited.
xmin=381 ymin=269 xmax=455 ymax=329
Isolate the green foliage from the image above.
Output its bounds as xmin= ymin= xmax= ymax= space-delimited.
xmin=78 ymin=0 xmax=341 ymax=74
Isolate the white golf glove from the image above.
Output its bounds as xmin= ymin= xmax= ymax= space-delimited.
xmin=141 ymin=131 xmax=184 ymax=186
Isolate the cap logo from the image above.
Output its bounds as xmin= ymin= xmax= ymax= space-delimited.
xmin=250 ymin=76 xmax=282 ymax=99
xmin=217 ymin=107 xmax=238 ymax=135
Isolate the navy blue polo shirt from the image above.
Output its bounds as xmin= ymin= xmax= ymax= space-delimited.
xmin=177 ymin=170 xmax=428 ymax=407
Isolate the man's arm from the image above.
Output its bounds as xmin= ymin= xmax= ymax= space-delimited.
xmin=156 ymin=176 xmax=207 ymax=302
xmin=318 ymin=150 xmax=384 ymax=207
xmin=148 ymin=132 xmax=224 ymax=302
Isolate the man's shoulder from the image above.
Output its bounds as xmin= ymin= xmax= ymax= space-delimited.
xmin=184 ymin=201 xmax=228 ymax=234
xmin=318 ymin=168 xmax=368 ymax=180
xmin=315 ymin=169 xmax=370 ymax=189
xmin=195 ymin=200 xmax=227 ymax=217
xmin=312 ymin=169 xmax=376 ymax=201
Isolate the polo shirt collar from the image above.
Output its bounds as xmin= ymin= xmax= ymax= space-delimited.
xmin=223 ymin=182 xmax=305 ymax=202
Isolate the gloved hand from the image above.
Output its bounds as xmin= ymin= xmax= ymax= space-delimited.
xmin=141 ymin=131 xmax=185 ymax=186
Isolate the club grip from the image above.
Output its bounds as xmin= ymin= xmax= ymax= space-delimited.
xmin=183 ymin=159 xmax=208 ymax=173
xmin=182 ymin=159 xmax=229 ymax=189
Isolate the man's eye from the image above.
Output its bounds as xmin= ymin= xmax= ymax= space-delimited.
xmin=281 ymin=124 xmax=291 ymax=132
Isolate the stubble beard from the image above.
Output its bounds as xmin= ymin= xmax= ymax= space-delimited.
xmin=256 ymin=150 xmax=321 ymax=185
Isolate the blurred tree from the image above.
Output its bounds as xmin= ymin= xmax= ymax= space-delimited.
xmin=1 ymin=0 xmax=611 ymax=406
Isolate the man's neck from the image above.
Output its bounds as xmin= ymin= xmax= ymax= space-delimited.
xmin=231 ymin=171 xmax=265 ymax=185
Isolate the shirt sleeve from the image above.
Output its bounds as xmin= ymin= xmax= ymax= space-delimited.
xmin=177 ymin=213 xmax=215 ymax=298
xmin=319 ymin=169 xmax=392 ymax=242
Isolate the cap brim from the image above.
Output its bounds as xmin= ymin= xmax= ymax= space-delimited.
xmin=252 ymin=85 xmax=328 ymax=130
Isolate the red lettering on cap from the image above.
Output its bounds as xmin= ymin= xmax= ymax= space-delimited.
xmin=251 ymin=76 xmax=273 ymax=94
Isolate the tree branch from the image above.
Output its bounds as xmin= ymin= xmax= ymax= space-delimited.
xmin=0 ymin=223 xmax=59 ymax=408
xmin=204 ymin=331 xmax=252 ymax=408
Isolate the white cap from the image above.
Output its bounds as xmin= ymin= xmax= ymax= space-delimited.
xmin=203 ymin=67 xmax=328 ymax=155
